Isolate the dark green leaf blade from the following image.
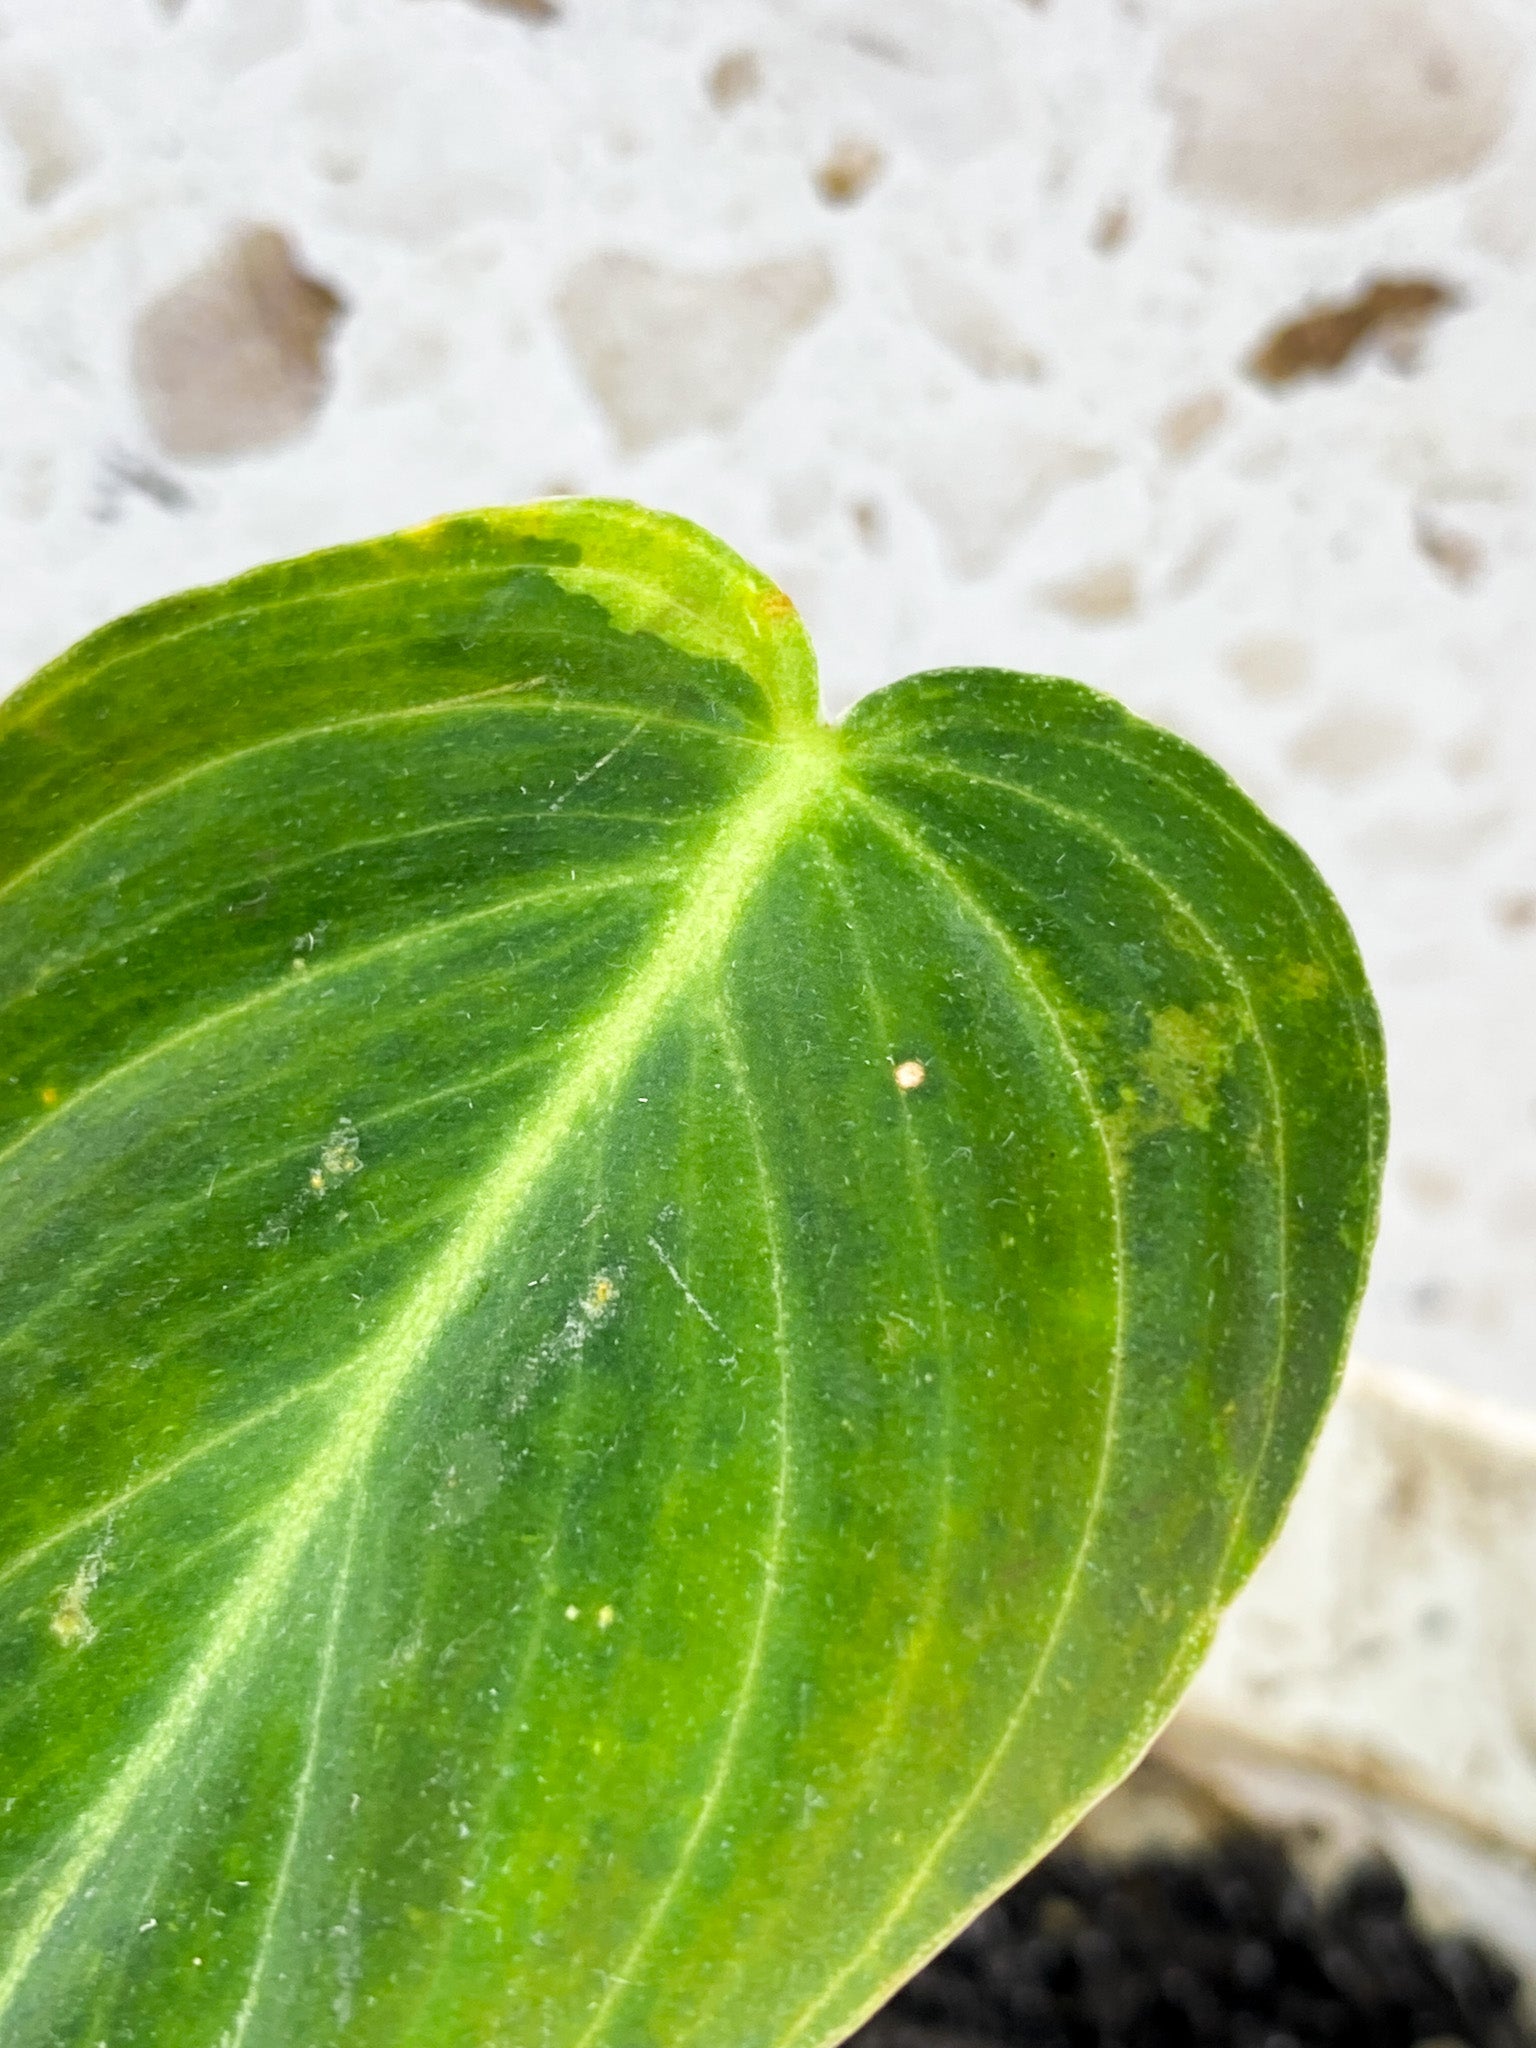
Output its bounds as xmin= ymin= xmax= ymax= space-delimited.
xmin=0 ymin=503 xmax=1384 ymax=2048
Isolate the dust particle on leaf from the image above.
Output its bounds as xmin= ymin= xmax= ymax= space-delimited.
xmin=581 ymin=1272 xmax=618 ymax=1322
xmin=50 ymin=1544 xmax=107 ymax=1648
xmin=893 ymin=1060 xmax=927 ymax=1092
xmin=316 ymin=1118 xmax=363 ymax=1190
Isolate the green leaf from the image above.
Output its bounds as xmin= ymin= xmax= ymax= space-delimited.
xmin=0 ymin=501 xmax=1384 ymax=2048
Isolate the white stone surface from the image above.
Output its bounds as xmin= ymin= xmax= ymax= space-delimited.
xmin=1 ymin=0 xmax=1533 ymax=1402
xmin=1186 ymin=1362 xmax=1536 ymax=1856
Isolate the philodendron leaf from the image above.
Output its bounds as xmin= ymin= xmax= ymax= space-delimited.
xmin=0 ymin=501 xmax=1384 ymax=2048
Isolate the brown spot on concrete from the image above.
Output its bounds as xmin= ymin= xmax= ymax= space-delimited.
xmin=1092 ymin=202 xmax=1132 ymax=254
xmin=909 ymin=266 xmax=1043 ymax=382
xmin=132 ymin=227 xmax=346 ymax=462
xmin=1495 ymin=891 xmax=1536 ymax=934
xmin=1161 ymin=0 xmax=1520 ymax=224
xmin=1224 ymin=633 xmax=1311 ymax=701
xmin=708 ymin=50 xmax=763 ymax=111
xmin=815 ymin=139 xmax=886 ymax=208
xmin=1415 ymin=511 xmax=1483 ymax=585
xmin=1290 ymin=709 xmax=1413 ymax=785
xmin=0 ymin=68 xmax=91 ymax=206
xmin=850 ymin=499 xmax=886 ymax=549
xmin=1157 ymin=391 xmax=1229 ymax=460
xmin=909 ymin=428 xmax=1111 ymax=579
xmin=1249 ymin=278 xmax=1457 ymax=385
xmin=1402 ymin=1159 xmax=1461 ymax=1211
xmin=556 ymin=251 xmax=834 ymax=453
xmin=1040 ymin=560 xmax=1138 ymax=625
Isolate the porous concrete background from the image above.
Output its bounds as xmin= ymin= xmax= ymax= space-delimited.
xmin=1 ymin=0 xmax=1533 ymax=1404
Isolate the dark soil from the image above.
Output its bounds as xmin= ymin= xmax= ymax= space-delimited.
xmin=851 ymin=1828 xmax=1533 ymax=2048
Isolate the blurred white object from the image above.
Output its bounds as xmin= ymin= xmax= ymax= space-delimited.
xmin=1162 ymin=1359 xmax=1536 ymax=1980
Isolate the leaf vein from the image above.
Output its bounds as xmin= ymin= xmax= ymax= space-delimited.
xmin=782 ymin=782 xmax=1130 ymax=2047
xmin=569 ymin=996 xmax=796 ymax=2048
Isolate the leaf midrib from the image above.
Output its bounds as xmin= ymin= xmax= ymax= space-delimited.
xmin=0 ymin=730 xmax=842 ymax=2023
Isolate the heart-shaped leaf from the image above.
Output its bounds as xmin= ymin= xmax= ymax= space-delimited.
xmin=0 ymin=502 xmax=1384 ymax=2048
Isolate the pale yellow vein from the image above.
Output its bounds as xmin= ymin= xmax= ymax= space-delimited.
xmin=227 ymin=1482 xmax=364 ymax=2048
xmin=3 ymin=803 xmax=703 ymax=1017
xmin=886 ymin=751 xmax=1293 ymax=1574
xmin=672 ymin=841 xmax=965 ymax=2048
xmin=0 ymin=733 xmax=838 ymax=2024
xmin=0 ymin=1362 xmax=363 ymax=1598
xmin=569 ymin=994 xmax=797 ymax=2048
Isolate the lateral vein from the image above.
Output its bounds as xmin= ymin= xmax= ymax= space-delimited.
xmin=877 ymin=748 xmax=1293 ymax=1561
xmin=0 ymin=688 xmax=756 ymax=913
xmin=227 ymin=1483 xmax=363 ymax=2048
xmin=0 ymin=864 xmax=674 ymax=1186
xmin=784 ymin=783 xmax=1129 ymax=2047
xmin=571 ymin=996 xmax=796 ymax=2048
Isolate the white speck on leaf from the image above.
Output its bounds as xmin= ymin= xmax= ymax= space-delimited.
xmin=894 ymin=1059 xmax=927 ymax=1091
xmin=253 ymin=1116 xmax=364 ymax=1247
xmin=315 ymin=1117 xmax=362 ymax=1191
xmin=430 ymin=1431 xmax=505 ymax=1529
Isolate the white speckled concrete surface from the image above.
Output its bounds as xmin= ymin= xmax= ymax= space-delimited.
xmin=1 ymin=0 xmax=1533 ymax=1403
